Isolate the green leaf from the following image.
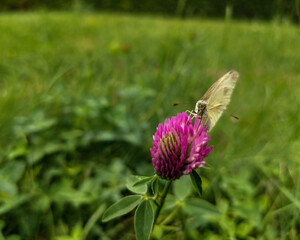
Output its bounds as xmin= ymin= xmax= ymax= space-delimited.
xmin=190 ymin=170 xmax=203 ymax=196
xmin=0 ymin=162 xmax=25 ymax=182
xmin=0 ymin=179 xmax=18 ymax=196
xmin=133 ymin=175 xmax=156 ymax=187
xmin=151 ymin=224 xmax=163 ymax=240
xmin=102 ymin=195 xmax=142 ymax=222
xmin=0 ymin=194 xmax=33 ymax=215
xmin=183 ymin=198 xmax=220 ymax=216
xmin=126 ymin=176 xmax=147 ymax=194
xmin=134 ymin=200 xmax=154 ymax=240
xmin=82 ymin=204 xmax=106 ymax=240
xmin=151 ymin=178 xmax=159 ymax=196
xmin=165 ymin=195 xmax=178 ymax=210
xmin=49 ymin=180 xmax=92 ymax=207
xmin=174 ymin=175 xmax=191 ymax=200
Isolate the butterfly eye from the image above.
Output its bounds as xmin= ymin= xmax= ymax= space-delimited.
xmin=197 ymin=103 xmax=202 ymax=110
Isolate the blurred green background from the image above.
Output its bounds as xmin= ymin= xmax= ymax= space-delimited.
xmin=0 ymin=1 xmax=300 ymax=240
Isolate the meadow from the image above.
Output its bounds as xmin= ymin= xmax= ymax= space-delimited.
xmin=0 ymin=12 xmax=300 ymax=239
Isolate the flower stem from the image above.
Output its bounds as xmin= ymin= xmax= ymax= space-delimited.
xmin=153 ymin=180 xmax=172 ymax=227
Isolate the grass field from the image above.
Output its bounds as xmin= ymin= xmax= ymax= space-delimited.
xmin=0 ymin=12 xmax=300 ymax=239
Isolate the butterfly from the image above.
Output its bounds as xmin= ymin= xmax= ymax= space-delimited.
xmin=187 ymin=70 xmax=239 ymax=131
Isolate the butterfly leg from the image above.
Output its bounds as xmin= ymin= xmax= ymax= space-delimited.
xmin=185 ymin=110 xmax=194 ymax=116
xmin=185 ymin=110 xmax=197 ymax=119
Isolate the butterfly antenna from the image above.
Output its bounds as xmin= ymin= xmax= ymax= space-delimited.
xmin=224 ymin=111 xmax=239 ymax=120
xmin=231 ymin=114 xmax=239 ymax=120
xmin=172 ymin=102 xmax=194 ymax=107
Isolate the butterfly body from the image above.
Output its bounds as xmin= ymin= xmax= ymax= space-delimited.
xmin=190 ymin=70 xmax=239 ymax=131
xmin=194 ymin=100 xmax=210 ymax=127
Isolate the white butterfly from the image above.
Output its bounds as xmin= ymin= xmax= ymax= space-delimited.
xmin=187 ymin=70 xmax=239 ymax=131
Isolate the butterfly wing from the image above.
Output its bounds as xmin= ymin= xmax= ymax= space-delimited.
xmin=202 ymin=70 xmax=239 ymax=130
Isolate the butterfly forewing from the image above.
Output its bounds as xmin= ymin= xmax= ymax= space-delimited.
xmin=198 ymin=70 xmax=239 ymax=130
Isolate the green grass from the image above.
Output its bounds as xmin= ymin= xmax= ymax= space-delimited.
xmin=0 ymin=12 xmax=300 ymax=239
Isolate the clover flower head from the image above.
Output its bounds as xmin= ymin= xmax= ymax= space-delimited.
xmin=150 ymin=112 xmax=213 ymax=180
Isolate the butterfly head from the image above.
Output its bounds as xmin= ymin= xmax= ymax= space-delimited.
xmin=195 ymin=100 xmax=208 ymax=113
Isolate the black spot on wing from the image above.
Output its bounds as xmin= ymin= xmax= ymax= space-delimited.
xmin=223 ymin=87 xmax=229 ymax=95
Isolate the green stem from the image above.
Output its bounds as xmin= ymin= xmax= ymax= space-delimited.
xmin=153 ymin=180 xmax=172 ymax=226
xmin=160 ymin=204 xmax=180 ymax=225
